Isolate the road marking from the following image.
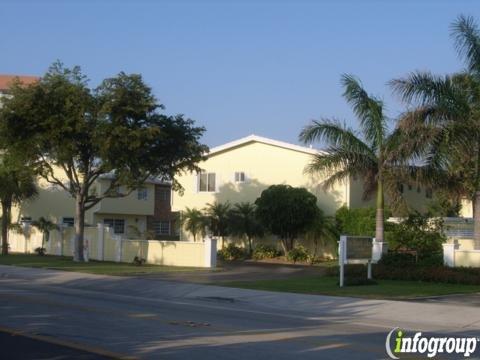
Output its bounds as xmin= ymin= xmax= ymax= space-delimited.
xmin=0 ymin=324 xmax=136 ymax=359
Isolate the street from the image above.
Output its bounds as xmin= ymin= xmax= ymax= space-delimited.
xmin=0 ymin=266 xmax=479 ymax=359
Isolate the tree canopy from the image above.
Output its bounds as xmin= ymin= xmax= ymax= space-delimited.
xmin=0 ymin=62 xmax=208 ymax=260
xmin=255 ymin=184 xmax=319 ymax=253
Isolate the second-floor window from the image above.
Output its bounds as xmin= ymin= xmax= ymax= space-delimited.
xmin=158 ymin=188 xmax=170 ymax=202
xmin=234 ymin=171 xmax=245 ymax=183
xmin=137 ymin=187 xmax=148 ymax=201
xmin=199 ymin=173 xmax=216 ymax=192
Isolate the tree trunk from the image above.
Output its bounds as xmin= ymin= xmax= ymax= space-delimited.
xmin=375 ymin=179 xmax=384 ymax=243
xmin=247 ymin=236 xmax=253 ymax=255
xmin=474 ymin=191 xmax=480 ymax=249
xmin=1 ymin=201 xmax=11 ymax=255
xmin=74 ymin=196 xmax=86 ymax=262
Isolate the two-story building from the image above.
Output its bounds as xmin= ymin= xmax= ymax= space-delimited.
xmin=172 ymin=134 xmax=449 ymax=241
xmin=1 ymin=74 xmax=179 ymax=239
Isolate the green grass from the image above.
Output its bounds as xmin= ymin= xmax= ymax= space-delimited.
xmin=223 ymin=276 xmax=480 ymax=299
xmin=0 ymin=253 xmax=207 ymax=276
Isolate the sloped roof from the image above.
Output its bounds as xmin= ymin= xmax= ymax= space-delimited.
xmin=208 ymin=134 xmax=322 ymax=156
xmin=0 ymin=74 xmax=39 ymax=92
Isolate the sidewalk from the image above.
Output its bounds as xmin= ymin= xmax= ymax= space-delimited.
xmin=1 ymin=264 xmax=479 ymax=333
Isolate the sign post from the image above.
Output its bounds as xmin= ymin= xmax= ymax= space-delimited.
xmin=338 ymin=235 xmax=374 ymax=287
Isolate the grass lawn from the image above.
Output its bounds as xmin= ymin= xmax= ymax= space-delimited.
xmin=0 ymin=253 xmax=208 ymax=276
xmin=223 ymin=276 xmax=480 ymax=299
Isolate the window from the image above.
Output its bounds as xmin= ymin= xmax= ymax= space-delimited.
xmin=426 ymin=188 xmax=433 ymax=199
xmin=198 ymin=172 xmax=216 ymax=192
xmin=158 ymin=188 xmax=169 ymax=202
xmin=154 ymin=221 xmax=170 ymax=235
xmin=62 ymin=217 xmax=74 ymax=227
xmin=408 ymin=185 xmax=412 ymax=191
xmin=104 ymin=219 xmax=125 ymax=234
xmin=20 ymin=217 xmax=32 ymax=224
xmin=234 ymin=171 xmax=245 ymax=183
xmin=137 ymin=187 xmax=148 ymax=201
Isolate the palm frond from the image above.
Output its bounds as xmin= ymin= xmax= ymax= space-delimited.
xmin=299 ymin=119 xmax=374 ymax=157
xmin=341 ymin=74 xmax=386 ymax=150
xmin=451 ymin=15 xmax=480 ymax=74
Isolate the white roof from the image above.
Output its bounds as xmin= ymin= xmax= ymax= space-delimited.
xmin=208 ymin=134 xmax=321 ymax=156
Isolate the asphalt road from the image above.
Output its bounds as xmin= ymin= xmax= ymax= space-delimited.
xmin=0 ymin=330 xmax=112 ymax=360
xmin=0 ymin=267 xmax=478 ymax=359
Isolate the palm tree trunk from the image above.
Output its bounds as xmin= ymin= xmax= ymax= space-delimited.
xmin=473 ymin=191 xmax=480 ymax=249
xmin=375 ymin=179 xmax=384 ymax=243
xmin=1 ymin=201 xmax=11 ymax=255
xmin=74 ymin=196 xmax=85 ymax=262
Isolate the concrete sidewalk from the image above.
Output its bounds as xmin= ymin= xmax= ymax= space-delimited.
xmin=1 ymin=264 xmax=479 ymax=332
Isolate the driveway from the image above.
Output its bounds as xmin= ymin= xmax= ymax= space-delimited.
xmin=139 ymin=260 xmax=328 ymax=283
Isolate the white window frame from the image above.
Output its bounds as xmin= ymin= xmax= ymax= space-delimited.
xmin=234 ymin=171 xmax=246 ymax=183
xmin=137 ymin=187 xmax=148 ymax=201
xmin=155 ymin=221 xmax=170 ymax=235
xmin=198 ymin=172 xmax=216 ymax=192
xmin=104 ymin=218 xmax=125 ymax=234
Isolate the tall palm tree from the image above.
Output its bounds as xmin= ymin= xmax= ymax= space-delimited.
xmin=0 ymin=155 xmax=38 ymax=255
xmin=204 ymin=201 xmax=231 ymax=249
xmin=180 ymin=207 xmax=208 ymax=242
xmin=390 ymin=15 xmax=480 ymax=248
xmin=228 ymin=202 xmax=264 ymax=255
xmin=299 ymin=74 xmax=408 ymax=243
xmin=31 ymin=216 xmax=59 ymax=253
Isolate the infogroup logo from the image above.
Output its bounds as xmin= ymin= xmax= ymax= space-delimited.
xmin=385 ymin=328 xmax=479 ymax=359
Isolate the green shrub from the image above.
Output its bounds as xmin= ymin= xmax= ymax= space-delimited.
xmin=335 ymin=206 xmax=393 ymax=237
xmin=417 ymin=253 xmax=444 ymax=267
xmin=388 ymin=212 xmax=446 ymax=257
xmin=252 ymin=245 xmax=280 ymax=260
xmin=218 ymin=243 xmax=245 ymax=261
xmin=378 ymin=252 xmax=416 ymax=267
xmin=286 ymin=246 xmax=309 ymax=263
xmin=326 ymin=264 xmax=480 ymax=285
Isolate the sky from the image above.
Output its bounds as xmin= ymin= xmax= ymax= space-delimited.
xmin=1 ymin=0 xmax=479 ymax=148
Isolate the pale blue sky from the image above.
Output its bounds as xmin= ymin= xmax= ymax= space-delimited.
xmin=1 ymin=0 xmax=479 ymax=148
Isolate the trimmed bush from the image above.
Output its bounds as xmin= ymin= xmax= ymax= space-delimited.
xmin=252 ymin=245 xmax=281 ymax=260
xmin=378 ymin=252 xmax=416 ymax=267
xmin=286 ymin=246 xmax=309 ymax=263
xmin=326 ymin=264 xmax=480 ymax=285
xmin=218 ymin=244 xmax=245 ymax=261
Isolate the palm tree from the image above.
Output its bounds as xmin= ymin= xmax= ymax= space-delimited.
xmin=305 ymin=210 xmax=338 ymax=262
xmin=0 ymin=155 xmax=38 ymax=255
xmin=299 ymin=74 xmax=408 ymax=243
xmin=204 ymin=202 xmax=231 ymax=249
xmin=31 ymin=217 xmax=59 ymax=253
xmin=390 ymin=15 xmax=480 ymax=248
xmin=180 ymin=207 xmax=208 ymax=242
xmin=228 ymin=202 xmax=264 ymax=255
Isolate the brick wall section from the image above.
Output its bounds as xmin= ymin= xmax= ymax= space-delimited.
xmin=147 ymin=184 xmax=179 ymax=238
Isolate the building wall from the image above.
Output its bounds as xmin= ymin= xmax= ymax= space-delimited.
xmin=172 ymin=141 xmax=349 ymax=216
xmin=94 ymin=179 xmax=155 ymax=216
xmin=348 ymin=178 xmax=436 ymax=214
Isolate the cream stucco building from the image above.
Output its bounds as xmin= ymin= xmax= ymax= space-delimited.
xmin=172 ymin=134 xmax=441 ymax=242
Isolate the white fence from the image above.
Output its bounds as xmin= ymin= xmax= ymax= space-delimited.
xmin=8 ymin=224 xmax=217 ymax=268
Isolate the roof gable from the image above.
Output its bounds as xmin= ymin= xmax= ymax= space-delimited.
xmin=208 ymin=134 xmax=322 ymax=157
